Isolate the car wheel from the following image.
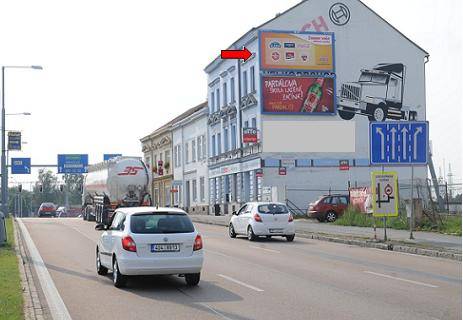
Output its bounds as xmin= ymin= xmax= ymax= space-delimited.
xmin=83 ymin=212 xmax=87 ymax=221
xmin=247 ymin=226 xmax=257 ymax=241
xmin=368 ymin=104 xmax=387 ymax=121
xmin=266 ymin=235 xmax=272 ymax=239
xmin=286 ymin=235 xmax=295 ymax=242
xmin=316 ymin=216 xmax=325 ymax=223
xmin=338 ymin=109 xmax=355 ymax=120
xmin=229 ymin=223 xmax=237 ymax=238
xmin=325 ymin=211 xmax=338 ymax=223
xmin=112 ymin=258 xmax=126 ymax=288
xmin=185 ymin=273 xmax=200 ymax=286
xmin=96 ymin=248 xmax=108 ymax=276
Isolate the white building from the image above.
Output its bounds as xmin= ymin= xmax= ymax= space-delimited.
xmin=172 ymin=102 xmax=209 ymax=214
xmin=205 ymin=0 xmax=429 ymax=214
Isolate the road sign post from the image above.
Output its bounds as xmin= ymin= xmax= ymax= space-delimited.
xmin=410 ymin=165 xmax=414 ymax=239
xmin=57 ymin=154 xmax=88 ymax=174
xmin=370 ymin=121 xmax=428 ymax=165
xmin=7 ymin=131 xmax=21 ymax=151
xmin=372 ymin=171 xmax=399 ymax=242
xmin=11 ymin=157 xmax=31 ymax=174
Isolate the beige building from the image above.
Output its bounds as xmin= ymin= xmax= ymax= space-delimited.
xmin=141 ymin=124 xmax=173 ymax=207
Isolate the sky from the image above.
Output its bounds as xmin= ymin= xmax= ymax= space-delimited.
xmin=0 ymin=0 xmax=461 ymax=189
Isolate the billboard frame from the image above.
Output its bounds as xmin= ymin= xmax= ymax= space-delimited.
xmin=260 ymin=73 xmax=338 ymax=115
xmin=258 ymin=29 xmax=336 ymax=73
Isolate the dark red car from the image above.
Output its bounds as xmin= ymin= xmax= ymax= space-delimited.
xmin=38 ymin=202 xmax=57 ymax=217
xmin=307 ymin=195 xmax=349 ymax=222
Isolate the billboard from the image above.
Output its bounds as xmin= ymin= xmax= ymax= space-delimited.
xmin=262 ymin=75 xmax=335 ymax=114
xmin=349 ymin=187 xmax=372 ymax=213
xmin=260 ymin=31 xmax=335 ymax=71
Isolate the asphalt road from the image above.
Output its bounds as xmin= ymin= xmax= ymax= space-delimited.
xmin=20 ymin=218 xmax=461 ymax=320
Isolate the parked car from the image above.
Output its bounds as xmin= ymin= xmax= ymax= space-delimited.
xmin=307 ymin=194 xmax=349 ymax=222
xmin=229 ymin=202 xmax=295 ymax=242
xmin=37 ymin=203 xmax=57 ymax=217
xmin=56 ymin=207 xmax=67 ymax=217
xmin=95 ymin=207 xmax=203 ymax=288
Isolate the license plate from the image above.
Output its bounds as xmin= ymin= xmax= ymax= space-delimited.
xmin=151 ymin=243 xmax=180 ymax=252
xmin=269 ymin=228 xmax=283 ymax=233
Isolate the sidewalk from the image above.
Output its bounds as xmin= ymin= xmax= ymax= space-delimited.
xmin=190 ymin=215 xmax=462 ymax=256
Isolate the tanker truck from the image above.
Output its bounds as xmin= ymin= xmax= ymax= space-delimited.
xmin=82 ymin=156 xmax=152 ymax=224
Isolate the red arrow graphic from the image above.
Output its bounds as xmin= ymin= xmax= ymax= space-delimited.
xmin=221 ymin=47 xmax=252 ymax=61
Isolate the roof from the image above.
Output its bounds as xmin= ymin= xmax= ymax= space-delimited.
xmin=115 ymin=206 xmax=188 ymax=215
xmin=204 ymin=0 xmax=428 ymax=72
xmin=140 ymin=101 xmax=208 ymax=142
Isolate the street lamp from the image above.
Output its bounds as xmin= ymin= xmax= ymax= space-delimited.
xmin=6 ymin=112 xmax=32 ymax=116
xmin=1 ymin=65 xmax=42 ymax=218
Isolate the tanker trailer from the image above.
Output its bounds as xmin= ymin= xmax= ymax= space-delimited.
xmin=82 ymin=156 xmax=152 ymax=224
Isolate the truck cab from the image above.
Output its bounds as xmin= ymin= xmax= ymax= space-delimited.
xmin=337 ymin=63 xmax=417 ymax=122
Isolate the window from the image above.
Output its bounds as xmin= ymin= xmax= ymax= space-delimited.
xmin=145 ymin=156 xmax=151 ymax=169
xmin=159 ymin=152 xmax=163 ymax=164
xmin=339 ymin=197 xmax=349 ymax=205
xmin=130 ymin=213 xmax=194 ymax=234
xmin=223 ymin=82 xmax=227 ymax=105
xmin=231 ymin=124 xmax=237 ymax=150
xmin=244 ymin=120 xmax=249 ymax=129
xmin=165 ymin=150 xmax=170 ymax=171
xmin=200 ymin=177 xmax=205 ymax=202
xmin=216 ymin=88 xmax=220 ymax=110
xmin=251 ymin=117 xmax=257 ymax=129
xmin=323 ymin=197 xmax=332 ymax=204
xmin=243 ymin=71 xmax=248 ymax=96
xmin=185 ymin=142 xmax=189 ymax=164
xmin=217 ymin=132 xmax=222 ymax=155
xmin=230 ymin=78 xmax=235 ymax=102
xmin=237 ymin=205 xmax=247 ymax=215
xmin=197 ymin=136 xmax=202 ymax=160
xmin=192 ymin=139 xmax=196 ymax=162
xmin=202 ymin=135 xmax=206 ymax=159
xmin=110 ymin=212 xmax=125 ymax=230
xmin=211 ymin=135 xmax=216 ymax=157
xmin=210 ymin=91 xmax=215 ymax=113
xmin=296 ymin=159 xmax=311 ymax=167
xmin=174 ymin=145 xmax=182 ymax=167
xmin=154 ymin=155 xmax=157 ymax=170
xmin=257 ymin=204 xmax=289 ymax=214
xmin=224 ymin=127 xmax=229 ymax=152
xmin=192 ymin=179 xmax=197 ymax=202
xmin=250 ymin=66 xmax=255 ymax=92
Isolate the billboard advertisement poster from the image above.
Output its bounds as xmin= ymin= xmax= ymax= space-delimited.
xmin=262 ymin=75 xmax=335 ymax=114
xmin=349 ymin=187 xmax=372 ymax=214
xmin=260 ymin=31 xmax=334 ymax=71
xmin=243 ymin=128 xmax=258 ymax=143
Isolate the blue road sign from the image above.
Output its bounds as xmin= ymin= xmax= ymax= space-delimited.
xmin=11 ymin=158 xmax=31 ymax=174
xmin=370 ymin=121 xmax=428 ymax=165
xmin=57 ymin=154 xmax=88 ymax=174
xmin=104 ymin=154 xmax=122 ymax=161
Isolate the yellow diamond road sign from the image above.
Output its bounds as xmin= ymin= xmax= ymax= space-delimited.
xmin=371 ymin=171 xmax=399 ymax=217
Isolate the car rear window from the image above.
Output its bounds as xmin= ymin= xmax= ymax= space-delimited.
xmin=257 ymin=204 xmax=289 ymax=214
xmin=130 ymin=213 xmax=195 ymax=234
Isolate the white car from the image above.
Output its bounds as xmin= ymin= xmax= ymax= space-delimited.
xmin=95 ymin=207 xmax=204 ymax=288
xmin=229 ymin=202 xmax=295 ymax=241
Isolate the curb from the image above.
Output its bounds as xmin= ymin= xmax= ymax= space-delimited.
xmin=13 ymin=219 xmax=46 ymax=320
xmin=191 ymin=217 xmax=462 ymax=261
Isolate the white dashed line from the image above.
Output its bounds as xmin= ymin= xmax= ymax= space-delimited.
xmin=249 ymin=245 xmax=280 ymax=253
xmin=363 ymin=271 xmax=438 ymax=288
xmin=217 ymin=274 xmax=264 ymax=292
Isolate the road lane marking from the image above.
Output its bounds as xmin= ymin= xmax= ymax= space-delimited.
xmin=249 ymin=245 xmax=280 ymax=253
xmin=217 ymin=274 xmax=264 ymax=292
xmin=17 ymin=219 xmax=72 ymax=320
xmin=363 ymin=271 xmax=438 ymax=288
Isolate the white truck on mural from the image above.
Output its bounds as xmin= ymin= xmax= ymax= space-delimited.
xmin=82 ymin=156 xmax=152 ymax=224
xmin=337 ymin=63 xmax=418 ymax=122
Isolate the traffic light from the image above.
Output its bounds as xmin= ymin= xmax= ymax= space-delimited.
xmin=59 ymin=185 xmax=64 ymax=192
xmin=18 ymin=184 xmax=22 ymax=193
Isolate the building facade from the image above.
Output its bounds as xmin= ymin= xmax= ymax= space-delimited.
xmin=172 ymin=102 xmax=209 ymax=214
xmin=141 ymin=125 xmax=173 ymax=207
xmin=205 ymin=0 xmax=428 ymax=213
